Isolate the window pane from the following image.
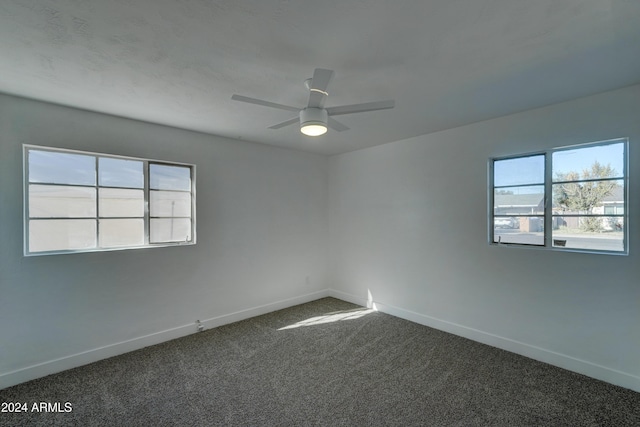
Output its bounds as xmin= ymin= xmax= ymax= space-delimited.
xmin=493 ymin=216 xmax=544 ymax=245
xmin=29 ymin=185 xmax=96 ymax=218
xmin=552 ymin=180 xmax=623 ymax=214
xmin=99 ymin=158 xmax=144 ymax=188
xmin=150 ymin=164 xmax=191 ymax=191
xmin=494 ymin=155 xmax=544 ymax=187
xmin=150 ymin=218 xmax=192 ymax=243
xmin=29 ymin=219 xmax=97 ymax=252
xmin=552 ymin=218 xmax=624 ymax=252
xmin=99 ymin=219 xmax=144 ymax=248
xmin=150 ymin=191 xmax=191 ymax=217
xmin=553 ymin=143 xmax=624 ymax=180
xmin=29 ymin=150 xmax=95 ymax=185
xmin=99 ymin=188 xmax=144 ymax=217
xmin=494 ymin=186 xmax=544 ymax=215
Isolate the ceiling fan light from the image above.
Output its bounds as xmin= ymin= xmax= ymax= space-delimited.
xmin=300 ymin=108 xmax=328 ymax=137
xmin=301 ymin=123 xmax=327 ymax=136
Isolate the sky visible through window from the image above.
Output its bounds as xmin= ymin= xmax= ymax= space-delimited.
xmin=29 ymin=151 xmax=193 ymax=191
xmin=553 ymin=143 xmax=624 ymax=178
xmin=494 ymin=155 xmax=543 ymax=188
xmin=29 ymin=150 xmax=95 ymax=185
xmin=495 ymin=142 xmax=624 ymax=194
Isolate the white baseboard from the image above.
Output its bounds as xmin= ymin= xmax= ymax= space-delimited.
xmin=0 ymin=289 xmax=331 ymax=390
xmin=327 ymin=289 xmax=640 ymax=393
xmin=198 ymin=289 xmax=332 ymax=330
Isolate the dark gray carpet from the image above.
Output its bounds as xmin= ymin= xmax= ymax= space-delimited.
xmin=1 ymin=297 xmax=639 ymax=426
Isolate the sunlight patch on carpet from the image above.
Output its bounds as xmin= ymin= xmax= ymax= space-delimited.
xmin=278 ymin=308 xmax=374 ymax=330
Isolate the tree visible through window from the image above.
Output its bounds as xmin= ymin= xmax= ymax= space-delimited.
xmin=491 ymin=139 xmax=627 ymax=254
xmin=551 ymin=143 xmax=625 ymax=252
xmin=24 ymin=146 xmax=196 ymax=255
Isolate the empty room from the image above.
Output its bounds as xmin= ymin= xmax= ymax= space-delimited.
xmin=1 ymin=1 xmax=639 ymax=425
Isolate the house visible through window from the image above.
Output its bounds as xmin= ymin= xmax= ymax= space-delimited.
xmin=490 ymin=138 xmax=627 ymax=254
xmin=492 ymin=154 xmax=545 ymax=246
xmin=24 ymin=145 xmax=196 ymax=255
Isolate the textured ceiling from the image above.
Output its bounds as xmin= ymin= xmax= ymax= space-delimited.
xmin=1 ymin=0 xmax=639 ymax=155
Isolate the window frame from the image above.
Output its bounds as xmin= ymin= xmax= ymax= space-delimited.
xmin=23 ymin=145 xmax=196 ymax=256
xmin=489 ymin=138 xmax=629 ymax=255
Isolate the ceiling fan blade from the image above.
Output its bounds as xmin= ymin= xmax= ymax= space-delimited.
xmin=307 ymin=68 xmax=334 ymax=108
xmin=268 ymin=117 xmax=299 ymax=129
xmin=310 ymin=68 xmax=334 ymax=93
xmin=328 ymin=117 xmax=349 ymax=132
xmin=326 ymin=100 xmax=395 ymax=116
xmin=231 ymin=94 xmax=299 ymax=112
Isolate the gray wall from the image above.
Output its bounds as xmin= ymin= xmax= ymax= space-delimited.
xmin=328 ymin=84 xmax=640 ymax=391
xmin=0 ymin=94 xmax=329 ymax=387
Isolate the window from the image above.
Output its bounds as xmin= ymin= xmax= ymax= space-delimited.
xmin=490 ymin=138 xmax=628 ymax=254
xmin=24 ymin=146 xmax=196 ymax=255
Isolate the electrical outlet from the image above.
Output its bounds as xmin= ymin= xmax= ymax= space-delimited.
xmin=196 ymin=319 xmax=204 ymax=332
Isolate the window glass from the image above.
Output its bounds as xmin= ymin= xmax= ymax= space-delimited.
xmin=552 ymin=180 xmax=624 ymax=214
xmin=29 ymin=150 xmax=95 ymax=186
xmin=29 ymin=219 xmax=97 ymax=252
xmin=150 ymin=164 xmax=191 ymax=191
xmin=551 ymin=223 xmax=624 ymax=252
xmin=150 ymin=218 xmax=192 ymax=243
xmin=494 ymin=155 xmax=544 ymax=187
xmin=553 ymin=143 xmax=624 ymax=179
xmin=99 ymin=188 xmax=144 ymax=217
xmin=493 ymin=216 xmax=544 ymax=245
xmin=494 ymin=186 xmax=544 ymax=215
xmin=150 ymin=191 xmax=191 ymax=217
xmin=99 ymin=219 xmax=145 ymax=248
xmin=99 ymin=158 xmax=144 ymax=188
xmin=29 ymin=185 xmax=97 ymax=218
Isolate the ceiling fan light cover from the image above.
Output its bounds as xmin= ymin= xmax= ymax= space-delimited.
xmin=301 ymin=123 xmax=327 ymax=136
xmin=300 ymin=108 xmax=328 ymax=136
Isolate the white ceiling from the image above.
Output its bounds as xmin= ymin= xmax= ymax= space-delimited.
xmin=1 ymin=1 xmax=639 ymax=156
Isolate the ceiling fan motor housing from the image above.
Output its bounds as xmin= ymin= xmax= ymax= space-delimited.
xmin=300 ymin=108 xmax=328 ymax=135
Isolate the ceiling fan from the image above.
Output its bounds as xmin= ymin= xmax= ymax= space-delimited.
xmin=231 ymin=68 xmax=395 ymax=136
